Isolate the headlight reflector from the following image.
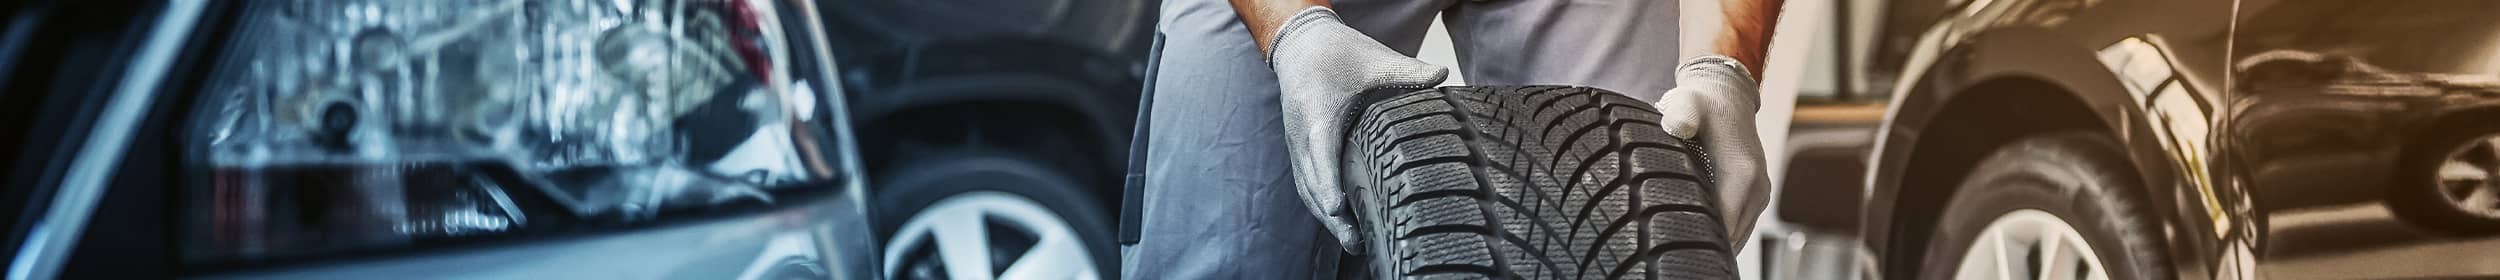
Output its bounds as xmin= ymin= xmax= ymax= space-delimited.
xmin=185 ymin=0 xmax=832 ymax=263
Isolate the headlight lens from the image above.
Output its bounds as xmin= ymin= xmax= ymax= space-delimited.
xmin=184 ymin=0 xmax=836 ymax=263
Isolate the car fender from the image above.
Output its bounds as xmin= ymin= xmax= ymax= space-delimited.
xmin=1863 ymin=28 xmax=2202 ymax=277
xmin=840 ymin=39 xmax=1143 ymax=169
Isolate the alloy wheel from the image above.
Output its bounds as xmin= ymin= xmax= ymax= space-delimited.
xmin=2436 ymin=134 xmax=2500 ymax=218
xmin=1953 ymin=209 xmax=2110 ymax=280
xmin=882 ymin=191 xmax=1099 ymax=280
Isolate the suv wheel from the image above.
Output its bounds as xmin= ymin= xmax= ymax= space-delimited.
xmin=1949 ymin=210 xmax=2109 ymax=279
xmin=877 ymin=156 xmax=1114 ymax=280
xmin=2390 ymin=117 xmax=2500 ymax=235
xmin=1918 ymin=132 xmax=2169 ymax=280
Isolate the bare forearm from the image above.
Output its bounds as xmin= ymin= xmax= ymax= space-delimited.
xmin=1229 ymin=0 xmax=1331 ymax=57
xmin=1714 ymin=0 xmax=1781 ymax=78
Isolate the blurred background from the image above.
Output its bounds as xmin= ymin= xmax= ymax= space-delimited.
xmin=1714 ymin=0 xmax=2500 ymax=279
xmin=7 ymin=0 xmax=2500 ymax=279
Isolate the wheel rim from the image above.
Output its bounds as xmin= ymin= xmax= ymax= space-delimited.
xmin=882 ymin=191 xmax=1100 ymax=280
xmin=1954 ymin=209 xmax=2110 ymax=280
xmin=2436 ymin=134 xmax=2500 ymax=218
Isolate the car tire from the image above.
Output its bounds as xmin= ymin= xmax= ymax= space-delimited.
xmin=1342 ymin=85 xmax=1736 ymax=279
xmin=875 ymin=154 xmax=1116 ymax=280
xmin=2387 ymin=116 xmax=2500 ymax=235
xmin=1916 ymin=131 xmax=2169 ymax=280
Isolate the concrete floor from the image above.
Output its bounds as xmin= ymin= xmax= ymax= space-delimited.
xmin=2261 ymin=203 xmax=2500 ymax=279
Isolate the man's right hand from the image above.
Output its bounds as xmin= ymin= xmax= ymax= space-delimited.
xmin=1262 ymin=7 xmax=1447 ymax=252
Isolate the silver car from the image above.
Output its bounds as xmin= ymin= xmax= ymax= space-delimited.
xmin=0 ymin=0 xmax=879 ymax=278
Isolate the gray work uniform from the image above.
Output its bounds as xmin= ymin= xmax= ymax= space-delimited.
xmin=1122 ymin=0 xmax=1684 ymax=278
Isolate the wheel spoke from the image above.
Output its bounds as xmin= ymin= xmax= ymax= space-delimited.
xmin=2443 ymin=160 xmax=2496 ymax=208
xmin=930 ymin=207 xmax=996 ymax=280
xmin=2443 ymin=160 xmax=2489 ymax=183
xmin=998 ymin=231 xmax=1090 ymax=280
xmin=2073 ymin=243 xmax=2097 ymax=280
xmin=887 ymin=192 xmax=1101 ymax=280
xmin=2466 ymin=184 xmax=2500 ymax=211
xmin=2478 ymin=137 xmax=2500 ymax=163
xmin=2037 ymin=232 xmax=2063 ymax=280
xmin=1960 ymin=210 xmax=2107 ymax=280
xmin=2482 ymin=137 xmax=2500 ymax=211
xmin=2441 ymin=136 xmax=2500 ymax=215
xmin=1957 ymin=231 xmax=1997 ymax=279
xmin=1994 ymin=230 xmax=2016 ymax=280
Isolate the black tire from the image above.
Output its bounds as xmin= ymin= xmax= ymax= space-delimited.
xmin=874 ymin=153 xmax=1118 ymax=280
xmin=1342 ymin=86 xmax=1735 ymax=279
xmin=2387 ymin=114 xmax=2500 ymax=235
xmin=1916 ymin=132 xmax=2169 ymax=280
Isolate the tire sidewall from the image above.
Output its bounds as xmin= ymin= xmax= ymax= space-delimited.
xmin=1918 ymin=133 xmax=2169 ymax=280
xmin=1344 ymin=130 xmax=1396 ymax=280
xmin=873 ymin=154 xmax=1118 ymax=279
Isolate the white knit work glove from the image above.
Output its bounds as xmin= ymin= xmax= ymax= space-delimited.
xmin=1267 ymin=7 xmax=1448 ymax=250
xmin=1653 ymin=55 xmax=1771 ymax=249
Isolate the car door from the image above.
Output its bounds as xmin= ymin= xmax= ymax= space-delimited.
xmin=2228 ymin=0 xmax=2500 ymax=278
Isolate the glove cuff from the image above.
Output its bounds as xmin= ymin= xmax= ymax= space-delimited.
xmin=1266 ymin=7 xmax=1339 ymax=64
xmin=1675 ymin=54 xmax=1761 ymax=102
xmin=1679 ymin=54 xmax=1755 ymax=83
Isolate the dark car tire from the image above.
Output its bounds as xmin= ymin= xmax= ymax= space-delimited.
xmin=1342 ymin=85 xmax=1736 ymax=279
xmin=1916 ymin=131 xmax=2170 ymax=280
xmin=874 ymin=153 xmax=1117 ymax=280
xmin=2387 ymin=115 xmax=2500 ymax=235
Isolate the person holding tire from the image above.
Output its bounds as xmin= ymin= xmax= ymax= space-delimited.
xmin=1122 ymin=0 xmax=1785 ymax=278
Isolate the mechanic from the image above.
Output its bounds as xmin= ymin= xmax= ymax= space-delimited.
xmin=1122 ymin=0 xmax=1782 ymax=277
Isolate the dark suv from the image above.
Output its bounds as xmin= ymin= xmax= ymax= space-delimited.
xmin=1831 ymin=0 xmax=2500 ymax=279
xmin=814 ymin=0 xmax=1150 ymax=278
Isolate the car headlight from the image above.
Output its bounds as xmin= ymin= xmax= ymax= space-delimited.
xmin=182 ymin=0 xmax=840 ymax=263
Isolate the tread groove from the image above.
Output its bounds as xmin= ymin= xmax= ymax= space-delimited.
xmin=1435 ymin=86 xmax=1519 ymax=279
xmin=1349 ymin=86 xmax=1733 ymax=279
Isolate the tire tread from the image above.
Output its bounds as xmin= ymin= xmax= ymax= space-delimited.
xmin=1350 ymin=86 xmax=1735 ymax=279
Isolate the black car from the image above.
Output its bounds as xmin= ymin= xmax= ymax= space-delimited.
xmin=0 ymin=0 xmax=1150 ymax=279
xmin=1817 ymin=0 xmax=2500 ymax=279
xmin=812 ymin=0 xmax=1151 ymax=278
